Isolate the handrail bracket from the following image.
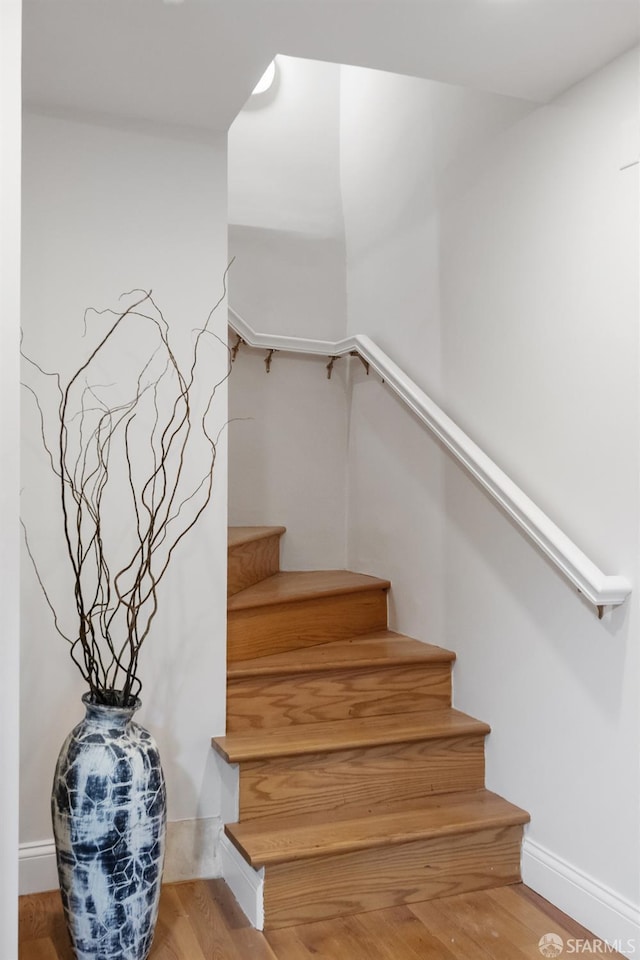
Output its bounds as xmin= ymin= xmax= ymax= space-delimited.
xmin=350 ymin=351 xmax=370 ymax=376
xmin=264 ymin=349 xmax=277 ymax=374
xmin=231 ymin=334 xmax=244 ymax=362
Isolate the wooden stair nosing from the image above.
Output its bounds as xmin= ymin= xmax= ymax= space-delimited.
xmin=227 ymin=571 xmax=391 ymax=613
xmin=212 ymin=709 xmax=491 ymax=764
xmin=225 ymin=789 xmax=530 ymax=867
xmin=228 ymin=526 xmax=286 ymax=550
xmin=227 ymin=631 xmax=456 ymax=679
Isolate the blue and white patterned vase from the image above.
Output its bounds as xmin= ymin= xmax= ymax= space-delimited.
xmin=51 ymin=693 xmax=167 ymax=960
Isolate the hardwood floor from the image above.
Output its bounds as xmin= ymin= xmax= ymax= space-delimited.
xmin=19 ymin=880 xmax=624 ymax=959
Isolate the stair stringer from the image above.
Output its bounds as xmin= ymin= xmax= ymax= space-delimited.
xmin=215 ymin=716 xmax=265 ymax=927
xmin=219 ymin=825 xmax=265 ymax=930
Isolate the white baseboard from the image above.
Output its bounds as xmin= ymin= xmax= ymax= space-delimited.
xmin=219 ymin=830 xmax=264 ymax=930
xmin=24 ymin=822 xmax=637 ymax=952
xmin=19 ymin=817 xmax=222 ymax=895
xmin=19 ymin=840 xmax=58 ymax=895
xmin=522 ymin=838 xmax=640 ymax=958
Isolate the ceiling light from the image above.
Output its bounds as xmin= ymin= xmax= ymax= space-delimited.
xmin=252 ymin=61 xmax=276 ymax=97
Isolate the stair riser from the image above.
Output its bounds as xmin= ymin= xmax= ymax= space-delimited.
xmin=263 ymin=823 xmax=524 ymax=928
xmin=222 ymin=531 xmax=529 ymax=931
xmin=228 ymin=534 xmax=282 ymax=597
xmin=238 ymin=736 xmax=486 ymax=821
xmin=228 ymin=590 xmax=389 ymax=662
xmin=227 ymin=663 xmax=452 ymax=731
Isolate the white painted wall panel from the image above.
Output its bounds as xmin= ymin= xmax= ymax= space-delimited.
xmin=340 ymin=49 xmax=640 ymax=924
xmin=228 ymin=56 xmax=347 ymax=342
xmin=227 ymin=56 xmax=349 ymax=565
xmin=439 ymin=49 xmax=640 ymax=910
xmin=1 ymin=0 xmax=22 ymax=951
xmin=228 ymin=348 xmax=348 ymax=571
xmin=20 ymin=113 xmax=229 ymax=883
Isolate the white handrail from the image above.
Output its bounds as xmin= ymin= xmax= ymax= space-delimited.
xmin=229 ymin=306 xmax=631 ymax=615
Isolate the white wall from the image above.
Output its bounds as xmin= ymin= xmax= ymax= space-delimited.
xmin=341 ymin=50 xmax=640 ymax=945
xmin=440 ymin=49 xmax=640 ymax=932
xmin=227 ymin=56 xmax=349 ymax=566
xmin=223 ymin=48 xmax=640 ymax=942
xmin=341 ymin=66 xmax=534 ymax=395
xmin=20 ymin=112 xmax=229 ymax=890
xmin=341 ymin=67 xmax=535 ymax=680
xmin=228 ymin=56 xmax=347 ymax=342
xmin=1 ymin=0 xmax=22 ymax=954
xmin=228 ymin=348 xmax=349 ymax=570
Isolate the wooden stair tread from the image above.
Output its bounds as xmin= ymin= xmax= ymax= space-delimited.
xmin=222 ymin=525 xmax=529 ymax=927
xmin=228 ymin=630 xmax=456 ymax=679
xmin=212 ymin=708 xmax=490 ymax=763
xmin=225 ymin=789 xmax=530 ymax=867
xmin=228 ymin=571 xmax=391 ymax=612
xmin=228 ymin=526 xmax=286 ymax=549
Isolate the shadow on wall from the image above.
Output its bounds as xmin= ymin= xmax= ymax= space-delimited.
xmin=229 ymin=224 xmax=348 ymax=341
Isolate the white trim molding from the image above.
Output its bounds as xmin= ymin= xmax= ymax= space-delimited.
xmin=19 ymin=840 xmax=58 ymax=896
xmin=20 ymin=818 xmax=223 ymax=895
xmin=219 ymin=830 xmax=265 ymax=930
xmin=229 ymin=307 xmax=632 ymax=615
xmin=523 ymin=838 xmax=640 ymax=957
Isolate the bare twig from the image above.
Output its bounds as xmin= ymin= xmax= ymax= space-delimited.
xmin=22 ymin=285 xmax=228 ymax=706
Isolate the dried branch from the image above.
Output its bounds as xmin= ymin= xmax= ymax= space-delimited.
xmin=21 ymin=284 xmax=229 ymax=706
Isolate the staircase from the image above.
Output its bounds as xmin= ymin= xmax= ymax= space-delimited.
xmin=212 ymin=526 xmax=529 ymax=929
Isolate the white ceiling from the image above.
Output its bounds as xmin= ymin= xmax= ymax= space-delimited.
xmin=23 ymin=0 xmax=639 ymax=133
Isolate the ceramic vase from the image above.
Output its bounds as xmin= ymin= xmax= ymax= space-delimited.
xmin=51 ymin=693 xmax=166 ymax=960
